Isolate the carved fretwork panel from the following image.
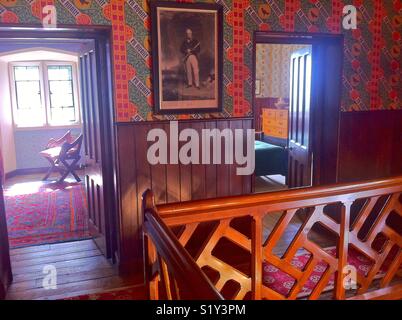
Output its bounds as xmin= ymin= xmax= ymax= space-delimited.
xmin=165 ymin=193 xmax=402 ymax=300
xmin=348 ymin=193 xmax=402 ymax=294
xmin=147 ymin=179 xmax=402 ymax=300
xmin=176 ymin=220 xmax=252 ymax=300
xmin=262 ymin=206 xmax=341 ymax=300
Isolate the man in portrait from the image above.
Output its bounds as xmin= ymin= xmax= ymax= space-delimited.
xmin=180 ymin=28 xmax=201 ymax=89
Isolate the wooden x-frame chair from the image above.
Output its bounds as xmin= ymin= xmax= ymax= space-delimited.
xmin=40 ymin=131 xmax=84 ymax=183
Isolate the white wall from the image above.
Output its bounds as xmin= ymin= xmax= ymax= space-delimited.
xmin=0 ymin=60 xmax=17 ymax=174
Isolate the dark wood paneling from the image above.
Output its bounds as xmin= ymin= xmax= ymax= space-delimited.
xmin=178 ymin=121 xmax=192 ymax=202
xmin=150 ymin=123 xmax=167 ymax=204
xmin=242 ymin=119 xmax=253 ymax=194
xmin=116 ymin=118 xmax=253 ymax=277
xmin=191 ymin=122 xmax=206 ymax=200
xmin=338 ymin=110 xmax=402 ymax=182
xmin=205 ymin=121 xmax=218 ymax=199
xmin=0 ymin=181 xmax=12 ymax=299
xmin=392 ymin=116 xmax=402 ymax=176
xmin=115 ymin=125 xmax=138 ymax=273
xmin=80 ymin=43 xmax=114 ymax=259
xmin=311 ymin=37 xmax=343 ymax=186
xmin=216 ymin=120 xmax=231 ymax=197
xmin=229 ymin=120 xmax=244 ymax=195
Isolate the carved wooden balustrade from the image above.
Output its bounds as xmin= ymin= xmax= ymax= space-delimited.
xmin=142 ymin=194 xmax=223 ymax=300
xmin=143 ymin=176 xmax=402 ymax=300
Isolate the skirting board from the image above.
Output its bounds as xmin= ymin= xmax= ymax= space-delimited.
xmin=5 ymin=165 xmax=82 ymax=180
xmin=5 ymin=167 xmax=49 ymax=180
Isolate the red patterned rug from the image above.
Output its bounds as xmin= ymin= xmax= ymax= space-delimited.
xmin=4 ymin=181 xmax=91 ymax=249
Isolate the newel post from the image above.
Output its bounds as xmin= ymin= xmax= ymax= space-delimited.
xmin=334 ymin=201 xmax=352 ymax=300
xmin=142 ymin=189 xmax=157 ymax=299
xmin=142 ymin=189 xmax=156 ymax=216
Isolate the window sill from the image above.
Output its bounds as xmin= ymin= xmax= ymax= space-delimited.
xmin=14 ymin=124 xmax=82 ymax=131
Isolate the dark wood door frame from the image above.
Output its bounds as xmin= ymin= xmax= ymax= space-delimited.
xmin=0 ymin=24 xmax=118 ymax=268
xmin=252 ymin=31 xmax=344 ymax=186
xmin=0 ymin=180 xmax=12 ymax=299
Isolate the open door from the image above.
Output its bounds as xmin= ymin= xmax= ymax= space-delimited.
xmin=79 ymin=43 xmax=113 ymax=259
xmin=287 ymin=47 xmax=313 ymax=188
xmin=0 ymin=172 xmax=12 ymax=299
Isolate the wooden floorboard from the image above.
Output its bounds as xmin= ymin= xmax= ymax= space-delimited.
xmin=11 ymin=243 xmax=98 ymax=262
xmin=12 ymin=256 xmax=111 ymax=283
xmin=10 ymin=239 xmax=96 ymax=256
xmin=11 ymin=255 xmax=111 ymax=276
xmin=6 ymin=239 xmax=145 ymax=300
xmin=6 ymin=275 xmax=139 ymax=300
xmin=8 ymin=267 xmax=118 ymax=293
xmin=10 ymin=245 xmax=52 ymax=256
xmin=11 ymin=249 xmax=102 ymax=268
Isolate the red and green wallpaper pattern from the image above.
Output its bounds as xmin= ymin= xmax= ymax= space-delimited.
xmin=0 ymin=0 xmax=400 ymax=122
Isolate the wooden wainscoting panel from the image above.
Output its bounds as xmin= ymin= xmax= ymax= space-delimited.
xmin=242 ymin=119 xmax=254 ymax=195
xmin=392 ymin=114 xmax=402 ymax=176
xmin=192 ymin=122 xmax=207 ymax=200
xmin=179 ymin=121 xmax=192 ymax=202
xmin=116 ymin=125 xmax=140 ymax=272
xmin=230 ymin=120 xmax=244 ymax=196
xmin=216 ymin=120 xmax=231 ymax=197
xmin=166 ymin=122 xmax=181 ymax=203
xmin=338 ymin=110 xmax=402 ymax=183
xmin=151 ymin=123 xmax=168 ymax=204
xmin=205 ymin=121 xmax=218 ymax=199
xmin=116 ymin=118 xmax=254 ymax=277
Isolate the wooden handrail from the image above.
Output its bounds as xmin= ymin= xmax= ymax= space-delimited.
xmin=143 ymin=191 xmax=223 ymax=300
xmin=144 ymin=176 xmax=402 ymax=300
xmin=157 ymin=176 xmax=402 ymax=225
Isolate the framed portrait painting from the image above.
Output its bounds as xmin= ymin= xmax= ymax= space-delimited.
xmin=151 ymin=1 xmax=223 ymax=114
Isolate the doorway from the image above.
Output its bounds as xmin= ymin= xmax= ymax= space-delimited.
xmin=0 ymin=44 xmax=89 ymax=248
xmin=0 ymin=26 xmax=117 ymax=299
xmin=252 ymin=31 xmax=344 ymax=193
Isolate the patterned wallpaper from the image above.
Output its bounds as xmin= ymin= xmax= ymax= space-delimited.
xmin=0 ymin=0 xmax=400 ymax=122
xmin=256 ymin=43 xmax=308 ymax=98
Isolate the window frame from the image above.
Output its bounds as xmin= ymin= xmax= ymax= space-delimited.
xmin=9 ymin=60 xmax=81 ymax=130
